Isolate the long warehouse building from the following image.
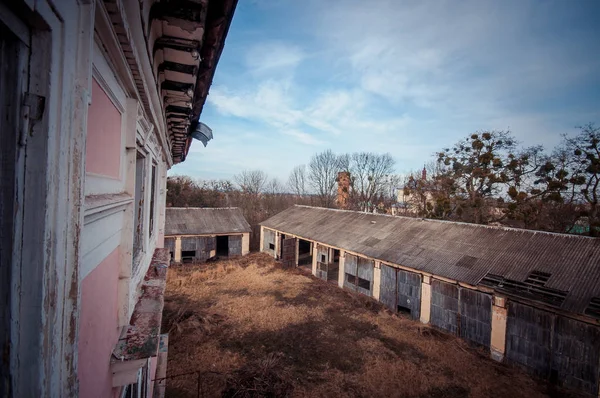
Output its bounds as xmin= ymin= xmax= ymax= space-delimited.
xmin=260 ymin=205 xmax=600 ymax=396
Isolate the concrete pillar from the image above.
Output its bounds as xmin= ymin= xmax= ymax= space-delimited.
xmin=259 ymin=226 xmax=264 ymax=253
xmin=311 ymin=244 xmax=318 ymax=276
xmin=274 ymin=232 xmax=280 ymax=260
xmin=420 ymin=275 xmax=432 ymax=324
xmin=373 ymin=261 xmax=381 ymax=300
xmin=295 ymin=238 xmax=299 ymax=266
xmin=174 ymin=236 xmax=182 ymax=263
xmin=242 ymin=233 xmax=250 ymax=255
xmin=491 ymin=295 xmax=508 ymax=362
xmin=338 ymin=250 xmax=346 ymax=288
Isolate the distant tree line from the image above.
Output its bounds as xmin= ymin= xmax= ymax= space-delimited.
xmin=402 ymin=124 xmax=600 ymax=236
xmin=167 ymin=123 xmax=599 ymax=241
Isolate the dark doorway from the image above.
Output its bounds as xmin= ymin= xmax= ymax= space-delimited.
xmin=279 ymin=233 xmax=286 ymax=259
xmin=328 ymin=249 xmax=340 ymax=282
xmin=182 ymin=251 xmax=196 ymax=263
xmin=298 ymin=239 xmax=312 ymax=269
xmin=216 ymin=235 xmax=229 ymax=257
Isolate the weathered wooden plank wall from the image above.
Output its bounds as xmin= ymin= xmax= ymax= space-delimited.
xmin=379 ymin=264 xmax=397 ymax=311
xmin=263 ymin=229 xmax=276 ymax=256
xmin=506 ymin=302 xmax=553 ymax=378
xmin=506 ymin=301 xmax=600 ymax=395
xmin=356 ymin=257 xmax=374 ymax=296
xmin=343 ymin=254 xmax=358 ymax=291
xmin=430 ymin=279 xmax=459 ymax=335
xmin=180 ymin=236 xmax=215 ymax=262
xmin=397 ymin=269 xmax=421 ymax=320
xmin=228 ymin=235 xmax=242 ymax=256
xmin=458 ymin=289 xmax=491 ymax=347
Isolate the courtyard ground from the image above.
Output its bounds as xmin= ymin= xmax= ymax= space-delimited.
xmin=161 ymin=253 xmax=579 ymax=398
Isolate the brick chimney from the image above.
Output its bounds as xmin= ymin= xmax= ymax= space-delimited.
xmin=336 ymin=171 xmax=351 ymax=209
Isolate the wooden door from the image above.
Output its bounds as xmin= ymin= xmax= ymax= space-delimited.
xmin=282 ymin=237 xmax=296 ymax=268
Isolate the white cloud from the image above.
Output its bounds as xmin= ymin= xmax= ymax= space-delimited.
xmin=245 ymin=41 xmax=305 ymax=74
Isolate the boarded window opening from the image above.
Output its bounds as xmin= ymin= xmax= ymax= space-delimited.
xmin=357 ymin=277 xmax=370 ymax=290
xmin=182 ymin=250 xmax=196 ymax=263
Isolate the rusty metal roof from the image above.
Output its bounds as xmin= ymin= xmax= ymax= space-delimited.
xmin=165 ymin=207 xmax=251 ymax=235
xmin=261 ymin=206 xmax=600 ymax=316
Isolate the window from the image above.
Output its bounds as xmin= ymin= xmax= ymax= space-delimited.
xmin=120 ymin=362 xmax=148 ymax=398
xmin=182 ymin=250 xmax=196 ymax=263
xmin=269 ymin=243 xmax=275 ymax=250
xmin=358 ymin=277 xmax=370 ymax=290
xmin=321 ymin=254 xmax=326 ymax=263
xmin=133 ymin=152 xmax=145 ymax=260
xmin=148 ymin=163 xmax=157 ymax=237
xmin=346 ymin=273 xmax=356 ymax=284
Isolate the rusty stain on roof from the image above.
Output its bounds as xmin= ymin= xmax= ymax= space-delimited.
xmin=261 ymin=205 xmax=600 ymax=316
xmin=165 ymin=207 xmax=251 ymax=235
xmin=113 ymin=249 xmax=169 ymax=361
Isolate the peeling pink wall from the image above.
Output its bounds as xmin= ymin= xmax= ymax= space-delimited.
xmin=78 ymin=247 xmax=121 ymax=398
xmin=85 ymin=78 xmax=122 ymax=178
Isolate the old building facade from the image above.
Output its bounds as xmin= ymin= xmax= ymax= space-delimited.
xmin=164 ymin=207 xmax=251 ymax=263
xmin=261 ymin=205 xmax=600 ymax=396
xmin=0 ymin=0 xmax=236 ymax=396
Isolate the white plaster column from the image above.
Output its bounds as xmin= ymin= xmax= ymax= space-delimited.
xmin=491 ymin=295 xmax=508 ymax=362
xmin=373 ymin=261 xmax=381 ymax=300
xmin=259 ymin=226 xmax=264 ymax=253
xmin=420 ymin=275 xmax=432 ymax=324
xmin=338 ymin=250 xmax=346 ymax=288
xmin=174 ymin=236 xmax=182 ymax=263
xmin=295 ymin=238 xmax=299 ymax=266
xmin=312 ymin=244 xmax=318 ymax=276
xmin=242 ymin=233 xmax=250 ymax=255
xmin=274 ymin=232 xmax=280 ymax=260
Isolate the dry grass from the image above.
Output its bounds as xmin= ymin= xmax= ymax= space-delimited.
xmin=163 ymin=253 xmax=574 ymax=398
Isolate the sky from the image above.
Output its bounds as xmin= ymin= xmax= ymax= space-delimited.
xmin=170 ymin=0 xmax=600 ymax=182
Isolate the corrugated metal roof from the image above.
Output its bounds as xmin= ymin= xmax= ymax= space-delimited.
xmin=166 ymin=207 xmax=251 ymax=235
xmin=261 ymin=205 xmax=600 ymax=316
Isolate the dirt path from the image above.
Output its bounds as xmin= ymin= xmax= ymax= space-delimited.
xmin=162 ymin=253 xmax=576 ymax=398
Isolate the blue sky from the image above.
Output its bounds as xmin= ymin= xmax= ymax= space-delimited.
xmin=170 ymin=0 xmax=600 ymax=181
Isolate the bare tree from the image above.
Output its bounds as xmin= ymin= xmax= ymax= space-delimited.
xmin=288 ymin=165 xmax=307 ymax=196
xmin=348 ymin=152 xmax=396 ymax=211
xmin=266 ymin=178 xmax=285 ymax=195
xmin=308 ymin=150 xmax=345 ymax=208
xmin=233 ymin=170 xmax=268 ymax=195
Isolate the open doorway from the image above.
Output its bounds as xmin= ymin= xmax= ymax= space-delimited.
xmin=298 ymin=239 xmax=312 ymax=269
xmin=216 ymin=235 xmax=229 ymax=257
xmin=328 ymin=249 xmax=340 ymax=282
xmin=279 ymin=234 xmax=286 ymax=259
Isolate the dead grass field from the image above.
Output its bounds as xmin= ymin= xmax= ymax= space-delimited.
xmin=162 ymin=253 xmax=577 ymax=398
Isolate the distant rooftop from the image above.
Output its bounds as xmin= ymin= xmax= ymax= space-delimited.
xmin=261 ymin=205 xmax=600 ymax=317
xmin=165 ymin=207 xmax=251 ymax=235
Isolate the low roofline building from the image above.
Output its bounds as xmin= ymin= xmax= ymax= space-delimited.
xmin=165 ymin=207 xmax=251 ymax=262
xmin=260 ymin=205 xmax=600 ymax=396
